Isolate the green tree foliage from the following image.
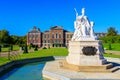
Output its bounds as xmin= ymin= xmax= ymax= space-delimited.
xmin=0 ymin=29 xmax=27 ymax=47
xmin=34 ymin=45 xmax=38 ymax=51
xmin=0 ymin=30 xmax=11 ymax=44
xmin=11 ymin=35 xmax=19 ymax=44
xmin=100 ymin=35 xmax=120 ymax=43
xmin=0 ymin=45 xmax=1 ymax=52
xmin=100 ymin=27 xmax=120 ymax=44
xmin=11 ymin=35 xmax=26 ymax=45
xmin=107 ymin=27 xmax=118 ymax=36
xmin=108 ymin=43 xmax=112 ymax=50
xmin=23 ymin=45 xmax=28 ymax=53
xmin=10 ymin=45 xmax=13 ymax=51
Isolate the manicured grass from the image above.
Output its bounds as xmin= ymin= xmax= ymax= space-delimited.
xmin=103 ymin=53 xmax=120 ymax=58
xmin=103 ymin=43 xmax=120 ymax=51
xmin=20 ymin=48 xmax=68 ymax=59
xmin=0 ymin=48 xmax=120 ymax=66
xmin=0 ymin=48 xmax=68 ymax=65
xmin=1 ymin=45 xmax=20 ymax=52
xmin=0 ymin=57 xmax=10 ymax=65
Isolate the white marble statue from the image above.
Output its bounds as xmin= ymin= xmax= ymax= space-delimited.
xmin=71 ymin=8 xmax=98 ymax=41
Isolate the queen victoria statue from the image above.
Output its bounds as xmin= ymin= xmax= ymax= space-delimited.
xmin=65 ymin=8 xmax=107 ymax=67
xmin=71 ymin=8 xmax=98 ymax=41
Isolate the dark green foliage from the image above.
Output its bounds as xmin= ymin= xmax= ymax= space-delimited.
xmin=28 ymin=43 xmax=33 ymax=49
xmin=10 ymin=45 xmax=13 ymax=51
xmin=21 ymin=46 xmax=24 ymax=50
xmin=100 ymin=35 xmax=120 ymax=43
xmin=0 ymin=30 xmax=10 ymax=44
xmin=0 ymin=45 xmax=1 ymax=52
xmin=100 ymin=27 xmax=119 ymax=45
xmin=23 ymin=45 xmax=28 ymax=53
xmin=34 ymin=45 xmax=38 ymax=51
xmin=0 ymin=29 xmax=26 ymax=46
xmin=108 ymin=43 xmax=112 ymax=50
xmin=107 ymin=27 xmax=118 ymax=36
xmin=42 ymin=47 xmax=47 ymax=49
xmin=2 ymin=44 xmax=10 ymax=47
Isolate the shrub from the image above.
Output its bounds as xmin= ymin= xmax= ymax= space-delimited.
xmin=2 ymin=44 xmax=9 ymax=47
xmin=34 ymin=45 xmax=38 ymax=51
xmin=23 ymin=45 xmax=28 ymax=53
xmin=10 ymin=45 xmax=13 ymax=51
xmin=42 ymin=47 xmax=47 ymax=49
xmin=108 ymin=43 xmax=112 ymax=50
xmin=0 ymin=45 xmax=1 ymax=52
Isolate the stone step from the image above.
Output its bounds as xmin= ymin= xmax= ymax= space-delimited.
xmin=61 ymin=60 xmax=119 ymax=73
xmin=104 ymin=63 xmax=113 ymax=69
xmin=108 ymin=66 xmax=119 ymax=72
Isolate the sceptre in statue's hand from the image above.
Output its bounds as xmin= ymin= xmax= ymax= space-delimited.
xmin=74 ymin=8 xmax=78 ymax=18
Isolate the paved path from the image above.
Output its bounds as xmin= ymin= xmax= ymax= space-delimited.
xmin=0 ymin=51 xmax=22 ymax=56
xmin=43 ymin=57 xmax=120 ymax=80
xmin=0 ymin=49 xmax=35 ymax=57
xmin=105 ymin=50 xmax=120 ymax=55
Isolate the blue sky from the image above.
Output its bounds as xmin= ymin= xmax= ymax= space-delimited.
xmin=0 ymin=0 xmax=120 ymax=36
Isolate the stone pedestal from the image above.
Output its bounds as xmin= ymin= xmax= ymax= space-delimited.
xmin=59 ymin=40 xmax=117 ymax=72
xmin=66 ymin=40 xmax=107 ymax=66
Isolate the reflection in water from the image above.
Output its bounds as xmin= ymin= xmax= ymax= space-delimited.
xmin=0 ymin=62 xmax=45 ymax=80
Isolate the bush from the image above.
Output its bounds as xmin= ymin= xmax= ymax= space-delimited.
xmin=2 ymin=44 xmax=9 ymax=47
xmin=42 ymin=47 xmax=47 ymax=49
xmin=23 ymin=45 xmax=28 ymax=53
xmin=29 ymin=43 xmax=35 ymax=49
xmin=34 ymin=45 xmax=38 ymax=51
xmin=100 ymin=35 xmax=120 ymax=43
xmin=0 ymin=45 xmax=1 ymax=52
xmin=108 ymin=43 xmax=112 ymax=50
xmin=10 ymin=45 xmax=13 ymax=51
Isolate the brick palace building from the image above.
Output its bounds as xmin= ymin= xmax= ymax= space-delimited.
xmin=27 ymin=26 xmax=106 ymax=48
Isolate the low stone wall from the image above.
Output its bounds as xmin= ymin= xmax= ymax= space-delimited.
xmin=0 ymin=56 xmax=54 ymax=76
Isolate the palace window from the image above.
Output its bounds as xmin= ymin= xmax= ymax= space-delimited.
xmin=44 ymin=35 xmax=46 ymax=38
xmin=56 ymin=33 xmax=58 ymax=38
xmin=48 ymin=34 xmax=49 ymax=38
xmin=70 ymin=35 xmax=73 ymax=38
xmin=44 ymin=40 xmax=46 ymax=43
xmin=59 ymin=34 xmax=61 ymax=38
xmin=52 ymin=34 xmax=54 ymax=38
xmin=67 ymin=35 xmax=69 ymax=38
xmin=48 ymin=40 xmax=50 ymax=43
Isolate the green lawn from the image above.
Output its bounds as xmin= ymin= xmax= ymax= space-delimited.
xmin=1 ymin=45 xmax=20 ymax=52
xmin=0 ymin=57 xmax=10 ymax=65
xmin=103 ymin=43 xmax=120 ymax=51
xmin=103 ymin=53 xmax=120 ymax=58
xmin=0 ymin=48 xmax=120 ymax=66
xmin=20 ymin=48 xmax=68 ymax=59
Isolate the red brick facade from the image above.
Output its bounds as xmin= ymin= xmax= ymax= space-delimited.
xmin=27 ymin=26 xmax=42 ymax=47
xmin=27 ymin=26 xmax=106 ymax=48
xmin=27 ymin=26 xmax=73 ymax=47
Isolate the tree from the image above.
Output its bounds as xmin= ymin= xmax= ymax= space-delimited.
xmin=107 ymin=27 xmax=118 ymax=36
xmin=0 ymin=45 xmax=1 ymax=52
xmin=0 ymin=30 xmax=11 ymax=44
xmin=108 ymin=43 xmax=112 ymax=50
xmin=10 ymin=44 xmax=13 ymax=51
xmin=17 ymin=36 xmax=26 ymax=46
xmin=23 ymin=44 xmax=28 ymax=53
xmin=34 ymin=45 xmax=38 ymax=51
xmin=11 ymin=35 xmax=19 ymax=44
